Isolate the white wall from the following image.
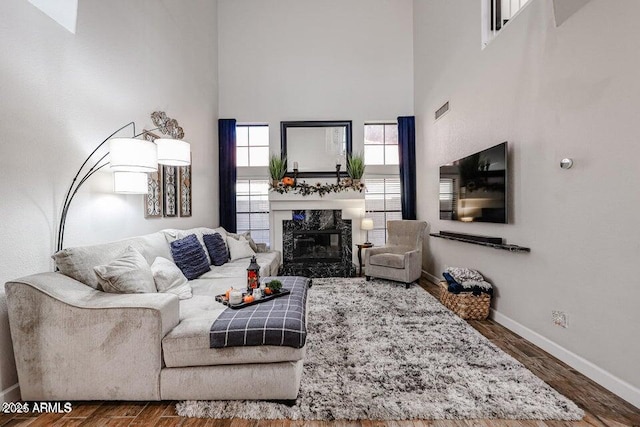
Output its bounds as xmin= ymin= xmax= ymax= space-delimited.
xmin=414 ymin=0 xmax=640 ymax=405
xmin=218 ymin=0 xmax=414 ymax=155
xmin=0 ymin=0 xmax=218 ymax=402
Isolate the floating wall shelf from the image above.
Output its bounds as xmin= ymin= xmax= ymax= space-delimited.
xmin=429 ymin=233 xmax=531 ymax=253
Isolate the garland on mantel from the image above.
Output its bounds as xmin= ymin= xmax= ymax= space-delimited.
xmin=270 ymin=178 xmax=366 ymax=197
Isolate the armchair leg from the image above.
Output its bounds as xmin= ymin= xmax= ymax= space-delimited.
xmin=365 ymin=276 xmax=371 ymax=281
xmin=405 ymin=282 xmax=411 ymax=289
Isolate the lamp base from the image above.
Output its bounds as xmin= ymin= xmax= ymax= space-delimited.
xmin=364 ymin=230 xmax=371 ymax=246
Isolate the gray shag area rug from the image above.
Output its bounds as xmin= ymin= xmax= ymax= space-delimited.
xmin=176 ymin=278 xmax=584 ymax=421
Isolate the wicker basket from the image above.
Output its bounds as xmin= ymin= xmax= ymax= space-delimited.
xmin=439 ymin=281 xmax=490 ymax=320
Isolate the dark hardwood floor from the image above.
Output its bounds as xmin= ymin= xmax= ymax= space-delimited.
xmin=1 ymin=279 xmax=638 ymax=427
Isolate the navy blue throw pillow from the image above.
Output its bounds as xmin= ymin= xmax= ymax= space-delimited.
xmin=170 ymin=234 xmax=211 ymax=280
xmin=203 ymin=233 xmax=229 ymax=266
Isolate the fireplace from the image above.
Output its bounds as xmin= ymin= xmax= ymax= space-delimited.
xmin=281 ymin=210 xmax=355 ymax=278
xmin=293 ymin=230 xmax=342 ymax=262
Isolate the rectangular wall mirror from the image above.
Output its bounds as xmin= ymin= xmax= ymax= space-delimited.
xmin=281 ymin=120 xmax=352 ymax=177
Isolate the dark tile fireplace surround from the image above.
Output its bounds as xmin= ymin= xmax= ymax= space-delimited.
xmin=280 ymin=210 xmax=356 ymax=278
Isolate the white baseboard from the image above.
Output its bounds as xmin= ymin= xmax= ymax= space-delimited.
xmin=0 ymin=383 xmax=20 ymax=403
xmin=422 ymin=270 xmax=440 ymax=284
xmin=491 ymin=309 xmax=640 ymax=409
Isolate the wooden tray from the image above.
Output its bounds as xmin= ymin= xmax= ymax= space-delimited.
xmin=215 ymin=289 xmax=291 ymax=309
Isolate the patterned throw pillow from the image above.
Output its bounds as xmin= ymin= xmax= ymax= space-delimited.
xmin=170 ymin=234 xmax=211 ymax=280
xmin=203 ymin=233 xmax=229 ymax=266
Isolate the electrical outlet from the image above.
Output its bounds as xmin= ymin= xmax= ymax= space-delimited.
xmin=552 ymin=311 xmax=568 ymax=328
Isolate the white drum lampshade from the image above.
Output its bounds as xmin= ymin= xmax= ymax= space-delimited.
xmin=109 ymin=138 xmax=158 ymax=172
xmin=156 ymin=138 xmax=191 ymax=166
xmin=361 ymin=217 xmax=374 ymax=244
xmin=113 ymin=171 xmax=149 ymax=194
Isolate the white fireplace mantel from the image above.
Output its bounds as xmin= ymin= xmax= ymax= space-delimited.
xmin=269 ymin=191 xmax=366 ymax=263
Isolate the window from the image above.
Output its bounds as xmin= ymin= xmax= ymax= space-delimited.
xmin=236 ymin=124 xmax=270 ymax=245
xmin=364 ymin=123 xmax=399 ymax=166
xmin=236 ymin=179 xmax=270 ymax=245
xmin=483 ymin=0 xmax=532 ymax=46
xmin=364 ymin=178 xmax=402 ymax=246
xmin=364 ymin=122 xmax=401 ymax=244
xmin=236 ymin=125 xmax=269 ymax=167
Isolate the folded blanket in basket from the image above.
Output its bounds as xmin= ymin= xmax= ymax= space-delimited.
xmin=443 ymin=268 xmax=493 ymax=296
xmin=210 ymin=276 xmax=310 ymax=349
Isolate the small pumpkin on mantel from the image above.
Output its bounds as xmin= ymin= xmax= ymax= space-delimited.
xmin=282 ymin=177 xmax=295 ymax=186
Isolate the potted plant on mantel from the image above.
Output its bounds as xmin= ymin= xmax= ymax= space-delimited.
xmin=347 ymin=153 xmax=366 ymax=185
xmin=269 ymin=154 xmax=287 ymax=187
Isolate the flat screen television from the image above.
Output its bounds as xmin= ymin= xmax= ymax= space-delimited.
xmin=439 ymin=142 xmax=508 ymax=223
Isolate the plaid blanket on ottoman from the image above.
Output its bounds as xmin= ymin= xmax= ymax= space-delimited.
xmin=209 ymin=276 xmax=310 ymax=349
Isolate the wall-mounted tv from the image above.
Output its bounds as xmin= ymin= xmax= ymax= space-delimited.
xmin=439 ymin=142 xmax=508 ymax=224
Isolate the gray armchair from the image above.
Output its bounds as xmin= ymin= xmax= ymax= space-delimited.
xmin=364 ymin=220 xmax=428 ymax=288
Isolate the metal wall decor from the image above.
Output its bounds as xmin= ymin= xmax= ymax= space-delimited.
xmin=145 ymin=171 xmax=163 ymax=218
xmin=141 ymin=112 xmax=190 ymax=218
xmin=179 ymin=165 xmax=192 ymax=217
xmin=163 ymin=165 xmax=178 ymax=217
xmin=151 ymin=111 xmax=185 ymax=139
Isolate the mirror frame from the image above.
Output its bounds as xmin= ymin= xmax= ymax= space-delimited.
xmin=280 ymin=120 xmax=353 ymax=178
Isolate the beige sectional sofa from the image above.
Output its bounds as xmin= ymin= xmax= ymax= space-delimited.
xmin=5 ymin=227 xmax=306 ymax=401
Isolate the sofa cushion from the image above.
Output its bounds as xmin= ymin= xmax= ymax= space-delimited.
xmin=170 ymin=235 xmax=211 ymax=280
xmin=151 ymin=257 xmax=192 ymax=300
xmin=227 ymin=231 xmax=258 ymax=252
xmin=203 ymin=233 xmax=229 ymax=266
xmin=162 ymin=278 xmax=304 ymax=368
xmin=369 ymin=253 xmax=406 ymax=269
xmin=52 ymin=231 xmax=172 ymax=290
xmin=256 ymin=251 xmax=281 ymax=277
xmin=93 ymin=246 xmax=157 ymax=294
xmin=226 ymin=236 xmax=256 ymax=261
xmin=198 ymin=251 xmax=280 ymax=281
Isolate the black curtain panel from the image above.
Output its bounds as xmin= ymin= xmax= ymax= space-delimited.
xmin=218 ymin=119 xmax=237 ymax=232
xmin=398 ymin=116 xmax=417 ymax=220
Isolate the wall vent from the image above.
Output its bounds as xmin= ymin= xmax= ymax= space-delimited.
xmin=435 ymin=101 xmax=450 ymax=121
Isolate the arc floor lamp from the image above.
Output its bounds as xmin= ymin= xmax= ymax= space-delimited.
xmin=55 ymin=111 xmax=190 ymax=252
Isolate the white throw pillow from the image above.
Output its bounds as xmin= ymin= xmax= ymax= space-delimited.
xmin=226 ymin=235 xmax=256 ymax=261
xmin=150 ymin=257 xmax=192 ymax=300
xmin=227 ymin=231 xmax=259 ymax=252
xmin=93 ymin=246 xmax=157 ymax=294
